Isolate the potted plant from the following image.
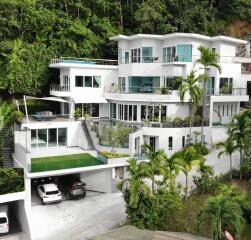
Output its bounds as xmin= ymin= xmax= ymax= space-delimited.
xmin=172 ymin=117 xmax=182 ymax=127
xmin=74 ymin=108 xmax=81 ymax=120
xmin=161 ymin=86 xmax=169 ymax=95
xmin=194 ymin=115 xmax=203 ymax=126
xmin=184 ymin=116 xmax=191 ymax=127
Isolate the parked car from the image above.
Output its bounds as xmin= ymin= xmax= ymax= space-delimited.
xmin=61 ymin=179 xmax=86 ymax=199
xmin=37 ymin=183 xmax=62 ymax=204
xmin=65 ymin=181 xmax=86 ymax=199
xmin=0 ymin=205 xmax=9 ymax=234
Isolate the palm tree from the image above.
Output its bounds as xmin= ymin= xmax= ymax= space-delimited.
xmin=176 ymin=71 xmax=203 ymax=144
xmin=197 ymin=187 xmax=245 ymax=240
xmin=228 ymin=110 xmax=251 ymax=179
xmin=171 ymin=146 xmax=204 ymax=199
xmin=117 ymin=159 xmax=149 ymax=208
xmin=217 ymin=138 xmax=238 ymax=180
xmin=196 ymin=46 xmax=221 ymax=143
xmin=162 ymin=154 xmax=181 ymax=192
xmin=141 ymin=144 xmax=165 ymax=193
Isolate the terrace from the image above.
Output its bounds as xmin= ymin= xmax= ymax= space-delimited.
xmin=30 ymin=153 xmax=104 ymax=173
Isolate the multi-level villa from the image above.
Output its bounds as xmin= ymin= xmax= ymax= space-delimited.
xmin=2 ymin=33 xmax=251 ymax=240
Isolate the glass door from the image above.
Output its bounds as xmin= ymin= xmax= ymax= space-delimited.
xmin=149 ymin=137 xmax=156 ymax=152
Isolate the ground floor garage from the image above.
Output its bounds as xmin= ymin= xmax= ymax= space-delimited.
xmin=31 ymin=192 xmax=126 ymax=240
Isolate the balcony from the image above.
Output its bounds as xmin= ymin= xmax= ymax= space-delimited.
xmin=207 ymin=88 xmax=247 ymax=96
xmin=50 ymin=57 xmax=118 ymax=66
xmin=50 ymin=84 xmax=70 ymax=92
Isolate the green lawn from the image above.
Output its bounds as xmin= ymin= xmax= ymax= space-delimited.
xmin=31 ymin=153 xmax=104 ymax=173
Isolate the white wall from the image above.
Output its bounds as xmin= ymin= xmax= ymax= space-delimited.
xmin=80 ymin=168 xmax=113 ymax=193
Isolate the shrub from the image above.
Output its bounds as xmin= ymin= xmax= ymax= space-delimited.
xmin=191 ymin=143 xmax=209 ymax=156
xmin=193 ymin=163 xmax=219 ymax=194
xmin=172 ymin=117 xmax=182 ymax=127
xmin=74 ymin=108 xmax=81 ymax=119
xmin=194 ymin=115 xmax=203 ymax=125
xmin=124 ymin=188 xmax=181 ymax=230
xmin=100 ymin=151 xmax=129 ymax=159
xmin=240 ymin=160 xmax=251 ymax=179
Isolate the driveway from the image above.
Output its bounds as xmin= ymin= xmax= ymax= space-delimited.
xmin=31 ymin=192 xmax=126 ymax=240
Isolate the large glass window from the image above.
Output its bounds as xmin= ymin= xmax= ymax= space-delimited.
xmin=131 ymin=48 xmax=141 ymax=63
xmin=128 ymin=76 xmax=160 ymax=93
xmin=31 ymin=130 xmax=37 ymax=149
xmin=125 ymin=52 xmax=129 ymax=63
xmin=58 ymin=128 xmax=67 ymax=146
xmin=84 ymin=76 xmax=93 ymax=87
xmin=75 ymin=76 xmax=83 ymax=87
xmin=163 ymin=77 xmax=181 ymax=90
xmin=141 ymin=105 xmax=167 ymax=123
xmin=163 ymin=46 xmax=176 ymax=63
xmin=177 ymin=45 xmax=192 ymax=62
xmin=48 ymin=128 xmax=57 ymax=147
xmin=93 ymin=76 xmax=101 ymax=88
xmin=118 ymin=49 xmax=122 ymax=64
xmin=110 ymin=103 xmax=116 ymax=119
xmin=220 ymin=77 xmax=233 ymax=94
xmin=142 ymin=47 xmax=153 ymax=63
xmin=38 ymin=129 xmax=47 ymax=148
xmin=118 ymin=77 xmax=126 ymax=92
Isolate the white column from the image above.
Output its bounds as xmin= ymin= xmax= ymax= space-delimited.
xmin=69 ymin=100 xmax=75 ymax=120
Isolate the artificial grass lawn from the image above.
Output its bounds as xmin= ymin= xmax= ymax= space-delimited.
xmin=31 ymin=153 xmax=104 ymax=173
xmin=166 ymin=180 xmax=251 ymax=240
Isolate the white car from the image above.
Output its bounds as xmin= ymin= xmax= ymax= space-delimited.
xmin=0 ymin=205 xmax=9 ymax=234
xmin=37 ymin=183 xmax=62 ymax=204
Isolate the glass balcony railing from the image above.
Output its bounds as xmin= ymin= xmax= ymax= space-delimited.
xmin=207 ymin=88 xmax=247 ymax=96
xmin=50 ymin=84 xmax=70 ymax=92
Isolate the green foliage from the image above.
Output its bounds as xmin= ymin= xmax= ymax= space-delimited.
xmin=197 ymin=185 xmax=247 ymax=240
xmin=193 ymin=163 xmax=219 ymax=194
xmin=74 ymin=108 xmax=81 ymax=119
xmin=124 ymin=188 xmax=181 ymax=230
xmin=100 ymin=151 xmax=129 ymax=159
xmin=190 ymin=143 xmax=209 ymax=156
xmin=172 ymin=117 xmax=182 ymax=127
xmin=0 ymin=101 xmax=17 ymax=127
xmin=0 ymin=137 xmax=3 ymax=167
xmin=0 ymin=168 xmax=24 ymax=194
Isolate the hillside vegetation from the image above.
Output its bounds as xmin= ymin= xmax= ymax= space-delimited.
xmin=0 ymin=0 xmax=250 ymax=98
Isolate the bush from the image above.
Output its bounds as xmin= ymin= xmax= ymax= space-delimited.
xmin=240 ymin=160 xmax=251 ymax=179
xmin=172 ymin=117 xmax=182 ymax=127
xmin=190 ymin=143 xmax=209 ymax=156
xmin=124 ymin=189 xmax=181 ymax=230
xmin=0 ymin=168 xmax=24 ymax=194
xmin=193 ymin=163 xmax=219 ymax=194
xmin=100 ymin=151 xmax=129 ymax=159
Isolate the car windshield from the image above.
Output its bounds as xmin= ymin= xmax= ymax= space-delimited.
xmin=46 ymin=190 xmax=59 ymax=195
xmin=0 ymin=217 xmax=7 ymax=224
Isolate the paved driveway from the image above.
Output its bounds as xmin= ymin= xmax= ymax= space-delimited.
xmin=31 ymin=192 xmax=126 ymax=240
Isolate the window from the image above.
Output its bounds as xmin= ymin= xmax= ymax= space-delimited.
xmin=38 ymin=129 xmax=47 ymax=148
xmin=118 ymin=49 xmax=122 ymax=64
xmin=212 ymin=47 xmax=216 ymax=53
xmin=177 ymin=45 xmax=192 ymax=62
xmin=58 ymin=128 xmax=67 ymax=146
xmin=163 ymin=46 xmax=176 ymax=63
xmin=110 ymin=103 xmax=116 ymax=119
xmin=218 ymin=105 xmax=221 ymax=114
xmin=48 ymin=128 xmax=57 ymax=147
xmin=75 ymin=76 xmax=83 ymax=87
xmin=63 ymin=75 xmax=70 ymax=87
xmin=222 ymin=105 xmax=225 ymax=116
xmin=116 ymin=104 xmax=137 ymax=121
xmin=142 ymin=47 xmax=153 ymax=63
xmin=161 ymin=106 xmax=167 ymax=122
xmin=227 ymin=105 xmax=229 ymax=116
xmin=124 ymin=105 xmax=128 ymax=121
xmin=118 ymin=77 xmax=126 ymax=92
xmin=219 ymin=77 xmax=233 ymax=94
xmin=231 ymin=105 xmax=233 ymax=115
xmin=163 ymin=77 xmax=181 ymax=90
xmin=93 ymin=76 xmax=101 ymax=88
xmin=141 ymin=105 xmax=146 ymax=121
xmin=131 ymin=48 xmax=141 ymax=63
xmin=182 ymin=136 xmax=185 ymax=148
xmin=84 ymin=76 xmax=92 ymax=87
xmin=125 ymin=52 xmax=129 ymax=63
xmin=168 ymin=137 xmax=173 ymax=150
xmin=31 ymin=128 xmax=67 ymax=148
xmin=235 ymin=104 xmax=237 ymax=114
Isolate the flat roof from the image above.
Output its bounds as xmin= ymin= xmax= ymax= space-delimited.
xmin=110 ymin=33 xmax=248 ymax=44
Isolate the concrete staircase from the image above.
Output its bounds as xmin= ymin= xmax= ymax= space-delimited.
xmin=0 ymin=127 xmax=14 ymax=168
xmin=81 ymin=121 xmax=95 ymax=150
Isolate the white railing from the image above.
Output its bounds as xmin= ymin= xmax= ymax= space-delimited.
xmin=51 ymin=57 xmax=118 ymax=66
xmin=50 ymin=84 xmax=70 ymax=91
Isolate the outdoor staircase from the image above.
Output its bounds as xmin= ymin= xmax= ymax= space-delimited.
xmin=81 ymin=121 xmax=95 ymax=150
xmin=0 ymin=126 xmax=14 ymax=168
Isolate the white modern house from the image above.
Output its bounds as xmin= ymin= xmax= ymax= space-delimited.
xmin=6 ymin=33 xmax=251 ymax=240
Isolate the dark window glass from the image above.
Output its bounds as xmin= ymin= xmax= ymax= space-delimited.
xmin=91 ymin=104 xmax=99 ymax=117
xmin=38 ymin=129 xmax=47 ymax=148
xmin=182 ymin=136 xmax=185 ymax=148
xmin=31 ymin=129 xmax=37 ymax=148
xmin=93 ymin=76 xmax=101 ymax=88
xmin=48 ymin=128 xmax=57 ymax=147
xmin=124 ymin=105 xmax=128 ymax=121
xmin=84 ymin=76 xmax=92 ymax=87
xmin=75 ymin=76 xmax=83 ymax=87
xmin=168 ymin=137 xmax=173 ymax=150
xmin=58 ymin=128 xmax=67 ymax=146
xmin=141 ymin=105 xmax=146 ymax=121
xmin=133 ymin=105 xmax=137 ymax=121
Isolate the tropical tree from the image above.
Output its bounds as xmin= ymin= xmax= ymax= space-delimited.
xmin=117 ymin=159 xmax=149 ymax=208
xmin=196 ymin=46 xmax=221 ymax=143
xmin=176 ymin=70 xmax=203 ymax=144
xmin=228 ymin=110 xmax=251 ymax=179
xmin=171 ymin=146 xmax=204 ymax=199
xmin=141 ymin=144 xmax=166 ymax=193
xmin=197 ymin=185 xmax=247 ymax=240
xmin=217 ymin=138 xmax=238 ymax=180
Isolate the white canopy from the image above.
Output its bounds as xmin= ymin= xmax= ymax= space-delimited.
xmin=72 ymin=95 xmax=107 ymax=104
xmin=25 ymin=96 xmax=69 ymax=103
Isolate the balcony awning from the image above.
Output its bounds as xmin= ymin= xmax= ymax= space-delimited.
xmin=25 ymin=96 xmax=69 ymax=103
xmin=72 ymin=95 xmax=107 ymax=104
